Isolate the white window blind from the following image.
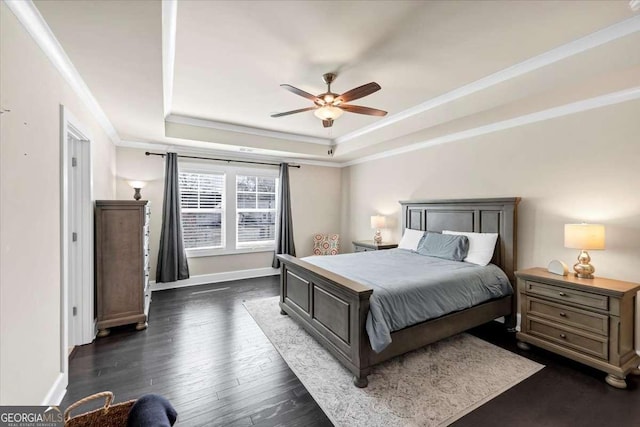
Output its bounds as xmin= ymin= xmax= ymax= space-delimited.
xmin=179 ymin=171 xmax=225 ymax=249
xmin=236 ymin=175 xmax=278 ymax=246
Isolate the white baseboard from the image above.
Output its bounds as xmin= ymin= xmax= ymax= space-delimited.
xmin=151 ymin=267 xmax=279 ymax=291
xmin=42 ymin=373 xmax=67 ymax=406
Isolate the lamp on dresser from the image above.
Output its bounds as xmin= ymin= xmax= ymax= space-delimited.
xmin=564 ymin=223 xmax=605 ymax=279
xmin=370 ymin=215 xmax=386 ymax=244
xmin=127 ymin=180 xmax=147 ymax=201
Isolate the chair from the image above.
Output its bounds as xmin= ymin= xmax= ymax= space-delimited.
xmin=313 ymin=233 xmax=340 ymax=255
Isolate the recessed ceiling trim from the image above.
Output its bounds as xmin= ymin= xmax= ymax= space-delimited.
xmin=5 ymin=0 xmax=120 ymax=144
xmin=162 ymin=0 xmax=177 ymax=118
xmin=342 ymin=86 xmax=640 ymax=167
xmin=166 ymin=114 xmax=333 ymax=145
xmin=335 ymin=15 xmax=640 ymax=146
xmin=120 ymin=86 xmax=640 ymax=168
xmin=117 ymin=139 xmax=342 ymax=168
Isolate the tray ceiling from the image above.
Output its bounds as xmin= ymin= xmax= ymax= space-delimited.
xmin=33 ymin=0 xmax=640 ymax=164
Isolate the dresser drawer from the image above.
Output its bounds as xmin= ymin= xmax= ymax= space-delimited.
xmin=525 ymin=281 xmax=608 ymax=311
xmin=527 ymin=297 xmax=608 ymax=336
xmin=527 ymin=316 xmax=608 ymax=360
xmin=354 ymin=246 xmax=370 ymax=252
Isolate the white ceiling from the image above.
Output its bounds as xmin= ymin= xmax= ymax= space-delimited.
xmin=33 ymin=0 xmax=640 ymax=163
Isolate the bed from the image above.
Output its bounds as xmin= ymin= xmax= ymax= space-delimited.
xmin=277 ymin=198 xmax=520 ymax=387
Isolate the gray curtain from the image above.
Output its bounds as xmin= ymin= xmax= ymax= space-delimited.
xmin=272 ymin=163 xmax=296 ymax=268
xmin=156 ymin=153 xmax=190 ymax=282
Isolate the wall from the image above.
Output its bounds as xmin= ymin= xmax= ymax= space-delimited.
xmin=342 ymin=99 xmax=640 ymax=284
xmin=115 ymin=147 xmax=342 ymax=282
xmin=0 ymin=3 xmax=116 ymax=404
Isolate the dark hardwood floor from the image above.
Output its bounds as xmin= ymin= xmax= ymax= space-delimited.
xmin=62 ymin=277 xmax=640 ymax=426
xmin=62 ymin=276 xmax=332 ymax=426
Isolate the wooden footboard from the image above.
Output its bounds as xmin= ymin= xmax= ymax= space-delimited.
xmin=277 ymin=254 xmax=373 ymax=385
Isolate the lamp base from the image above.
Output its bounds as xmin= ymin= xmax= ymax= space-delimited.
xmin=133 ymin=188 xmax=142 ymax=201
xmin=573 ymin=250 xmax=595 ymax=279
xmin=373 ymin=229 xmax=382 ymax=244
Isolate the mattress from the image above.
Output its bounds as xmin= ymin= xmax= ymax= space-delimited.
xmin=302 ymin=249 xmax=513 ymax=353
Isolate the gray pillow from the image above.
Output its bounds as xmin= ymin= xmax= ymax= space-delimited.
xmin=417 ymin=232 xmax=469 ymax=261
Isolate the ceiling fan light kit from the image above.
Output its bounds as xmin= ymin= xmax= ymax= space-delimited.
xmin=272 ymin=72 xmax=387 ymax=127
xmin=314 ymin=105 xmax=343 ymax=120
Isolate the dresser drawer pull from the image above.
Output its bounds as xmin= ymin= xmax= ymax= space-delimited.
xmin=558 ymin=292 xmax=566 ymax=297
xmin=559 ymin=312 xmax=567 ymax=317
xmin=560 ymin=333 xmax=567 ymax=339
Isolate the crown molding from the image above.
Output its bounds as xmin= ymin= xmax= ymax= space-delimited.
xmin=5 ymin=0 xmax=120 ymax=144
xmin=162 ymin=0 xmax=177 ymax=118
xmin=335 ymin=15 xmax=640 ymax=146
xmin=342 ymin=86 xmax=640 ymax=167
xmin=116 ymin=139 xmax=342 ymax=168
xmin=122 ymin=86 xmax=640 ymax=169
xmin=165 ymin=114 xmax=332 ymax=145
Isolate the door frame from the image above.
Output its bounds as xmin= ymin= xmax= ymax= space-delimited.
xmin=60 ymin=105 xmax=94 ymax=383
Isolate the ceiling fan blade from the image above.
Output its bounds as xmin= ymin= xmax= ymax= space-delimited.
xmin=340 ymin=104 xmax=387 ymax=116
xmin=280 ymin=84 xmax=319 ymax=102
xmin=271 ymin=107 xmax=317 ymax=118
xmin=337 ymin=82 xmax=381 ymax=103
xmin=322 ymin=119 xmax=333 ymax=128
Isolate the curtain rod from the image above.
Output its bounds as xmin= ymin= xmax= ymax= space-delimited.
xmin=144 ymin=151 xmax=301 ymax=168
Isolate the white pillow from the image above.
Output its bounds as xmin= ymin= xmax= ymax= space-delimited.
xmin=442 ymin=230 xmax=498 ymax=266
xmin=398 ymin=229 xmax=424 ymax=251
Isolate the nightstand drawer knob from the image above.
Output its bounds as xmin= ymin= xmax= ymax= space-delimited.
xmin=558 ymin=292 xmax=566 ymax=297
xmin=560 ymin=333 xmax=567 ymax=339
xmin=559 ymin=312 xmax=567 ymax=317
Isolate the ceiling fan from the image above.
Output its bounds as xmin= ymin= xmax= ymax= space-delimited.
xmin=271 ymin=73 xmax=387 ymax=128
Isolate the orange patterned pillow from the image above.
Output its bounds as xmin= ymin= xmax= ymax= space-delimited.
xmin=313 ymin=233 xmax=340 ymax=256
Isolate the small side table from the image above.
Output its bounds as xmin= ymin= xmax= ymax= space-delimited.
xmin=352 ymin=240 xmax=398 ymax=252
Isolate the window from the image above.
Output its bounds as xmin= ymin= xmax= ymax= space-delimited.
xmin=236 ymin=175 xmax=278 ymax=247
xmin=179 ymin=171 xmax=225 ymax=249
xmin=177 ymin=165 xmax=279 ymax=256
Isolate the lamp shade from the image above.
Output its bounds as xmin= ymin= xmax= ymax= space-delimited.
xmin=564 ymin=223 xmax=605 ymax=250
xmin=370 ymin=215 xmax=386 ymax=229
xmin=127 ymin=180 xmax=147 ymax=189
xmin=313 ymin=106 xmax=344 ymax=121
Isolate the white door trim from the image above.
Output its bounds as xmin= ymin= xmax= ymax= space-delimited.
xmin=58 ymin=105 xmax=94 ymax=403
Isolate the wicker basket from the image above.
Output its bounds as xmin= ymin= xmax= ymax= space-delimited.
xmin=64 ymin=392 xmax=136 ymax=427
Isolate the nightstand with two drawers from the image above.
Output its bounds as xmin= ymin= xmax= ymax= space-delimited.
xmin=516 ymin=268 xmax=640 ymax=388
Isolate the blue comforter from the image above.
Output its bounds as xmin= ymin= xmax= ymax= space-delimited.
xmin=302 ymin=249 xmax=512 ymax=353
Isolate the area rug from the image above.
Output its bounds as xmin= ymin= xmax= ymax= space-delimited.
xmin=244 ymin=296 xmax=543 ymax=427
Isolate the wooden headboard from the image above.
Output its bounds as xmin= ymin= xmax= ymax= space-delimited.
xmin=399 ymin=198 xmax=520 ymax=283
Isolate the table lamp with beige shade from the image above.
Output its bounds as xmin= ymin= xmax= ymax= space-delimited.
xmin=370 ymin=215 xmax=386 ymax=244
xmin=564 ymin=223 xmax=605 ymax=279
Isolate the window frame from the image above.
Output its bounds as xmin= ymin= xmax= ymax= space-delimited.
xmin=235 ymin=175 xmax=279 ymax=249
xmin=179 ymin=169 xmax=226 ymax=252
xmin=179 ymin=162 xmax=279 ymax=258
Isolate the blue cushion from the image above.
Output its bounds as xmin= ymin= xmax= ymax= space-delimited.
xmin=127 ymin=394 xmax=177 ymax=427
xmin=417 ymin=232 xmax=469 ymax=261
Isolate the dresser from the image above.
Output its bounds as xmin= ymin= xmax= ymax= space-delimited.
xmin=95 ymin=200 xmax=151 ymax=337
xmin=352 ymin=240 xmax=398 ymax=252
xmin=516 ymin=267 xmax=640 ymax=388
